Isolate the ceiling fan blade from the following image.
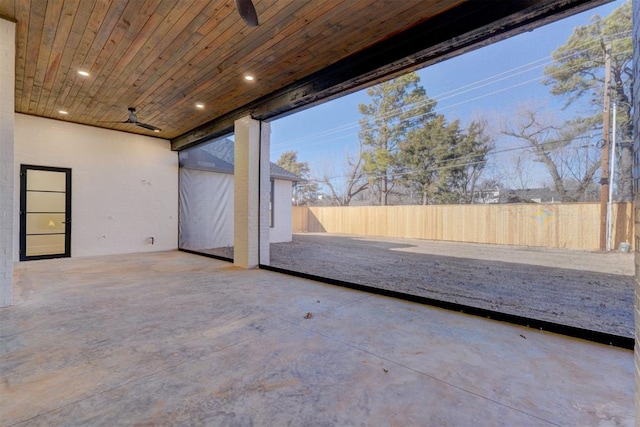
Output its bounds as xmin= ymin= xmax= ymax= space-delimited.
xmin=135 ymin=122 xmax=161 ymax=132
xmin=100 ymin=107 xmax=160 ymax=132
xmin=235 ymin=0 xmax=258 ymax=26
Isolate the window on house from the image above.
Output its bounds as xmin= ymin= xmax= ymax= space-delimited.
xmin=270 ymin=179 xmax=275 ymax=228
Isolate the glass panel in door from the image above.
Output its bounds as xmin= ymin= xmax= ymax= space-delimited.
xmin=20 ymin=166 xmax=71 ymax=260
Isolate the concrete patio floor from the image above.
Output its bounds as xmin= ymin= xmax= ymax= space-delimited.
xmin=270 ymin=234 xmax=634 ymax=337
xmin=1 ymin=251 xmax=634 ymax=426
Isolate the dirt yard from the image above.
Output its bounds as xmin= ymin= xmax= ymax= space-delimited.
xmin=269 ymin=233 xmax=634 ymax=338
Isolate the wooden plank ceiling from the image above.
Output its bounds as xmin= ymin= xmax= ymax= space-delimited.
xmin=0 ymin=0 xmax=467 ymax=140
xmin=1 ymin=0 xmax=607 ymax=145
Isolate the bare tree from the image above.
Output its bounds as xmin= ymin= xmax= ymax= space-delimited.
xmin=320 ymin=143 xmax=368 ymax=206
xmin=276 ymin=150 xmax=319 ymax=205
xmin=452 ymin=120 xmax=494 ymax=204
xmin=500 ymin=152 xmax=535 ymax=192
xmin=472 ymin=177 xmax=502 ymax=204
xmin=503 ymin=109 xmax=600 ymax=202
xmin=544 ymin=1 xmax=633 ymax=200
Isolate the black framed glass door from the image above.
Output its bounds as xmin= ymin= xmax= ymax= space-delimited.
xmin=19 ymin=165 xmax=72 ymax=261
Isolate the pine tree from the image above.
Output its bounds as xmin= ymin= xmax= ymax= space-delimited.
xmin=358 ymin=72 xmax=432 ymax=205
xmin=543 ymin=0 xmax=632 ymax=200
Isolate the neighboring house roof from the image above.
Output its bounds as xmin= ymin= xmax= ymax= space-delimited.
xmin=269 ymin=163 xmax=300 ymax=181
xmin=179 ymin=138 xmax=300 ymax=182
xmin=471 ymin=187 xmax=565 ymax=204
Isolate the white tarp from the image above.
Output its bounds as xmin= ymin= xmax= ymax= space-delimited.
xmin=178 ymin=168 xmax=234 ymax=250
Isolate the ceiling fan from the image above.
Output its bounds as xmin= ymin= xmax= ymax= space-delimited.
xmin=101 ymin=107 xmax=161 ymax=133
xmin=235 ymin=0 xmax=259 ymax=27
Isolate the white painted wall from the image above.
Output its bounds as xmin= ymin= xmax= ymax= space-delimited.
xmin=0 ymin=18 xmax=15 ymax=306
xmin=13 ymin=114 xmax=178 ymax=260
xmin=270 ymin=179 xmax=293 ymax=243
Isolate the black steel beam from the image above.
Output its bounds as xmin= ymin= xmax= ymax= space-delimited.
xmin=172 ymin=0 xmax=608 ymax=151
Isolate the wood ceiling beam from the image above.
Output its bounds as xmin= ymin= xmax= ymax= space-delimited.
xmin=171 ymin=0 xmax=607 ymax=151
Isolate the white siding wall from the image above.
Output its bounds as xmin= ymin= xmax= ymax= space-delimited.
xmin=13 ymin=114 xmax=178 ymax=259
xmin=270 ymin=179 xmax=293 ymax=243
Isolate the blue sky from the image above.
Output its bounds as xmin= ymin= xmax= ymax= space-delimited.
xmin=269 ymin=0 xmax=625 ymax=187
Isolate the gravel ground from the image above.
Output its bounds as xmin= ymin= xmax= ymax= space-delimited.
xmin=268 ymin=233 xmax=634 ymax=338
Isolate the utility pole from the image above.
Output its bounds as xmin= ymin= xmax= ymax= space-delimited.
xmin=606 ymin=101 xmax=617 ymax=251
xmin=599 ymin=44 xmax=611 ymax=250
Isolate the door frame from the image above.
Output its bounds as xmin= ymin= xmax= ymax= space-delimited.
xmin=19 ymin=165 xmax=72 ymax=261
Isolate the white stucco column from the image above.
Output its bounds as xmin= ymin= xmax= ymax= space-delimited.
xmin=234 ymin=116 xmax=262 ymax=268
xmin=0 ymin=18 xmax=15 ymax=307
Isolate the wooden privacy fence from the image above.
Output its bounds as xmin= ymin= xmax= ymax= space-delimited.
xmin=292 ymin=203 xmax=634 ymax=251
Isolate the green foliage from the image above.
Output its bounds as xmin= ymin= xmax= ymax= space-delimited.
xmin=358 ymin=72 xmax=434 ymax=205
xmin=276 ymin=150 xmax=318 ymax=205
xmin=399 ymin=116 xmax=492 ymax=204
xmin=358 ymin=72 xmax=493 ymax=205
xmin=543 ymin=0 xmax=633 ymax=201
xmin=543 ymin=0 xmax=631 ymax=106
xmin=276 ymin=150 xmax=310 ymax=178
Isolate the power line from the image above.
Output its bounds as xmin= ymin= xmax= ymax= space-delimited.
xmin=314 ymin=137 xmax=598 ymax=185
xmin=271 ymin=47 xmax=629 ymax=153
xmin=271 ymin=31 xmax=631 ymax=151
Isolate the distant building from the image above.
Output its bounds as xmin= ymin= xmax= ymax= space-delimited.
xmin=472 ymin=187 xmax=563 ymax=204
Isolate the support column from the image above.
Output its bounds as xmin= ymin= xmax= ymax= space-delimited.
xmin=259 ymin=121 xmax=271 ymax=266
xmin=0 ymin=18 xmax=15 ymax=307
xmin=234 ymin=116 xmax=261 ymax=268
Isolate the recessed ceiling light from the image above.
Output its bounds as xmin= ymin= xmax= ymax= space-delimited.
xmin=244 ymin=74 xmax=255 ymax=81
xmin=153 ymin=129 xmax=161 ymax=133
xmin=78 ymin=70 xmax=90 ymax=77
xmin=59 ymin=110 xmax=68 ymax=115
xmin=195 ymin=103 xmax=205 ymax=109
